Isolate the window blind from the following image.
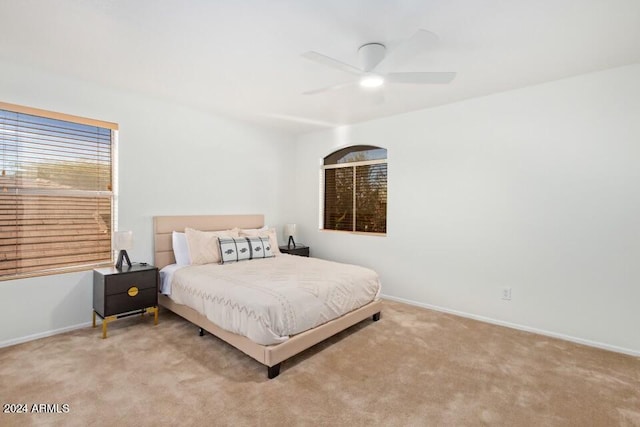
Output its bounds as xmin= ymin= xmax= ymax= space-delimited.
xmin=324 ymin=167 xmax=354 ymax=231
xmin=0 ymin=105 xmax=115 ymax=280
xmin=355 ymin=163 xmax=387 ymax=233
xmin=323 ymin=153 xmax=387 ymax=234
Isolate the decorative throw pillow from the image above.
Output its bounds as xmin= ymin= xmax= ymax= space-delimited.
xmin=239 ymin=227 xmax=281 ymax=255
xmin=172 ymin=231 xmax=191 ymax=265
xmin=185 ymin=227 xmax=240 ymax=265
xmin=218 ymin=236 xmax=275 ymax=264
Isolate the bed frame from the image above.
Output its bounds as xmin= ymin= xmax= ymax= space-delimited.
xmin=153 ymin=214 xmax=382 ymax=379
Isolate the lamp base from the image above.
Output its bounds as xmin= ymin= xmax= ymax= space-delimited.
xmin=115 ymin=250 xmax=132 ymax=269
xmin=287 ymin=236 xmax=296 ymax=250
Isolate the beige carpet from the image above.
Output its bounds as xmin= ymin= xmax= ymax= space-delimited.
xmin=1 ymin=300 xmax=639 ymax=427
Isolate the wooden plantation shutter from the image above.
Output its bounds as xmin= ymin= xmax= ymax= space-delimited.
xmin=0 ymin=103 xmax=117 ymax=280
xmin=323 ymin=146 xmax=387 ymax=234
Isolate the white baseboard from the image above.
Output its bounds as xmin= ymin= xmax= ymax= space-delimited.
xmin=381 ymin=294 xmax=640 ymax=358
xmin=0 ymin=321 xmax=94 ymax=349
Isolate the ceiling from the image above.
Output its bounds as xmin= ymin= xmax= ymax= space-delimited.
xmin=1 ymin=0 xmax=639 ymax=135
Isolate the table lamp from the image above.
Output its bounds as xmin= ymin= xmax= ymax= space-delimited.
xmin=114 ymin=230 xmax=133 ymax=269
xmin=283 ymin=224 xmax=297 ymax=249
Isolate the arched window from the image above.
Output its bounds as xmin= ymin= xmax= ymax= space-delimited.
xmin=322 ymin=145 xmax=387 ymax=234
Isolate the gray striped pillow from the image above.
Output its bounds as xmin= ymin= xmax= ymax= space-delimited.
xmin=218 ymin=236 xmax=275 ymax=264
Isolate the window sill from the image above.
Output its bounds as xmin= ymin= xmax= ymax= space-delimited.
xmin=0 ymin=261 xmax=113 ymax=282
xmin=319 ymin=229 xmax=386 ymax=237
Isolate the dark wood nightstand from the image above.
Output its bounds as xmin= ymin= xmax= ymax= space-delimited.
xmin=279 ymin=245 xmax=310 ymax=257
xmin=93 ymin=264 xmax=159 ymax=338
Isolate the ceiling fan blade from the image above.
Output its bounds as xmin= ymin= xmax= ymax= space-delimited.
xmin=374 ymin=29 xmax=440 ymax=72
xmin=302 ymin=51 xmax=363 ymax=76
xmin=303 ymin=81 xmax=357 ymax=95
xmin=387 ymin=72 xmax=456 ymax=84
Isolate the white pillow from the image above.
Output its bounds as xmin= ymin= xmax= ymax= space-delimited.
xmin=239 ymin=227 xmax=281 ymax=255
xmin=172 ymin=231 xmax=191 ymax=265
xmin=239 ymin=225 xmax=268 ymax=234
xmin=185 ymin=227 xmax=240 ymax=265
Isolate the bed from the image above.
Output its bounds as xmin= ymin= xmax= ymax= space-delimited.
xmin=153 ymin=214 xmax=382 ymax=378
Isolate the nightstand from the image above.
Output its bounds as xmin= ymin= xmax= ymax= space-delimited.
xmin=93 ymin=264 xmax=159 ymax=338
xmin=279 ymin=245 xmax=310 ymax=257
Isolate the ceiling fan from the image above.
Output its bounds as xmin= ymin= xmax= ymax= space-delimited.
xmin=302 ymin=29 xmax=456 ymax=95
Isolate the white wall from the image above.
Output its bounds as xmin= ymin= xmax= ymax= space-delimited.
xmin=0 ymin=62 xmax=296 ymax=345
xmin=293 ymin=64 xmax=640 ymax=355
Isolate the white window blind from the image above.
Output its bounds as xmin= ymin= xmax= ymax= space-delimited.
xmin=0 ymin=103 xmax=117 ymax=280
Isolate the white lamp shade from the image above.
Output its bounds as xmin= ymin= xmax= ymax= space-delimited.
xmin=113 ymin=230 xmax=133 ymax=251
xmin=283 ymin=224 xmax=297 ymax=239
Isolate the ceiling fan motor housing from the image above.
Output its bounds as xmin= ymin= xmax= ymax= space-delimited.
xmin=358 ymin=43 xmax=386 ymax=72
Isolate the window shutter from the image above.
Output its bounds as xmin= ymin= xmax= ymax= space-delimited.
xmin=0 ymin=107 xmax=114 ymax=279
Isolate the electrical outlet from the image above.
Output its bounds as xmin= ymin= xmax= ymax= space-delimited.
xmin=501 ymin=287 xmax=512 ymax=301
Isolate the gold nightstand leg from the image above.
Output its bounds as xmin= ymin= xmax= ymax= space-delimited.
xmin=92 ymin=311 xmax=96 ymax=328
xmin=146 ymin=307 xmax=159 ymax=325
xmin=101 ymin=316 xmax=116 ymax=339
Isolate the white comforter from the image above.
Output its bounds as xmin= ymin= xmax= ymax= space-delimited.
xmin=167 ymin=255 xmax=381 ymax=345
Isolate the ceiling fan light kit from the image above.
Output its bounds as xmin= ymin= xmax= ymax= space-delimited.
xmin=359 ymin=74 xmax=385 ymax=88
xmin=302 ymin=29 xmax=456 ymax=96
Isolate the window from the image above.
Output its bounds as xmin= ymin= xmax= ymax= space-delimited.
xmin=322 ymin=145 xmax=387 ymax=234
xmin=0 ymin=102 xmax=117 ymax=280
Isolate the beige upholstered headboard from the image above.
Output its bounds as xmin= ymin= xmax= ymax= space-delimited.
xmin=153 ymin=214 xmax=264 ymax=269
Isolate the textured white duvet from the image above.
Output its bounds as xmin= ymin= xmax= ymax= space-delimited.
xmin=168 ymin=254 xmax=381 ymax=345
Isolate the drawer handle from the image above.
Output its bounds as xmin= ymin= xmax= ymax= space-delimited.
xmin=127 ymin=286 xmax=139 ymax=297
